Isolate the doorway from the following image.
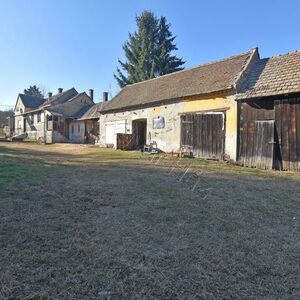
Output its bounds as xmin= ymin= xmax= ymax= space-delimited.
xmin=23 ymin=117 xmax=27 ymax=133
xmin=132 ymin=119 xmax=147 ymax=150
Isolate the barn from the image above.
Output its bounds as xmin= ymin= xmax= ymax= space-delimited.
xmin=237 ymin=51 xmax=300 ymax=171
xmin=100 ymin=49 xmax=259 ymax=161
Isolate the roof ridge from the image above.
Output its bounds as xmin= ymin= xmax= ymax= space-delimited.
xmin=234 ymin=48 xmax=259 ymax=90
xmin=66 ymin=91 xmax=86 ymax=102
xmin=264 ymin=49 xmax=300 ymax=60
xmin=50 ymin=87 xmax=76 ymax=98
xmin=19 ymin=93 xmax=45 ymax=100
xmin=125 ymin=49 xmax=254 ymax=88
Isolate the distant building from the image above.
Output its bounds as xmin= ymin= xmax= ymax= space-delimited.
xmin=12 ymin=88 xmax=106 ymax=144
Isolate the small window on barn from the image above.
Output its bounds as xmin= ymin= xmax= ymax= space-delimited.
xmin=20 ymin=108 xmax=23 ymax=113
xmin=37 ymin=112 xmax=41 ymax=123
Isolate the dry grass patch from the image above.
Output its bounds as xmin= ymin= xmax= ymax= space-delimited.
xmin=0 ymin=142 xmax=299 ymax=299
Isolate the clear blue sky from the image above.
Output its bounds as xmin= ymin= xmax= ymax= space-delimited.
xmin=1 ymin=0 xmax=300 ymax=108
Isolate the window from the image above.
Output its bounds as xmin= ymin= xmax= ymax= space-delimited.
xmin=29 ymin=114 xmax=34 ymax=124
xmin=78 ymin=124 xmax=80 ymax=133
xmin=71 ymin=125 xmax=74 ymax=134
xmin=47 ymin=115 xmax=53 ymax=131
xmin=53 ymin=116 xmax=58 ymax=131
xmin=17 ymin=120 xmax=21 ymax=129
xmin=37 ymin=112 xmax=42 ymax=123
xmin=20 ymin=108 xmax=23 ymax=113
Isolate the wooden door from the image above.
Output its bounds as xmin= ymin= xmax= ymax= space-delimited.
xmin=275 ymin=98 xmax=300 ymax=172
xmin=132 ymin=119 xmax=147 ymax=149
xmin=180 ymin=115 xmax=193 ymax=148
xmin=254 ymin=120 xmax=275 ymax=169
xmin=181 ymin=113 xmax=225 ymax=159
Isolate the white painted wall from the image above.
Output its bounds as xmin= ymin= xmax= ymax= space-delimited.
xmin=14 ymin=97 xmax=25 ymax=135
xmin=99 ymin=102 xmax=183 ymax=152
xmin=69 ymin=120 xmax=85 ymax=143
xmin=25 ymin=111 xmax=46 ymax=140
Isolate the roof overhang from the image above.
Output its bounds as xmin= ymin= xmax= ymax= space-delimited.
xmin=101 ymin=88 xmax=234 ymax=114
xmin=236 ymin=91 xmax=300 ymax=102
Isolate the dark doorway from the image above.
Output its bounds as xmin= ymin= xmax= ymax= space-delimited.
xmin=23 ymin=118 xmax=27 ymax=133
xmin=132 ymin=119 xmax=147 ymax=150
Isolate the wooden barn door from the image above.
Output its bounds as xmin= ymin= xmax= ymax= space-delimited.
xmin=180 ymin=115 xmax=193 ymax=149
xmin=254 ymin=120 xmax=275 ymax=169
xmin=275 ymin=98 xmax=300 ymax=172
xmin=181 ymin=113 xmax=225 ymax=159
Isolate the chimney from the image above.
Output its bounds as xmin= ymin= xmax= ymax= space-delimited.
xmin=103 ymin=92 xmax=109 ymax=102
xmin=58 ymin=88 xmax=63 ymax=94
xmin=48 ymin=92 xmax=52 ymax=99
xmin=88 ymin=89 xmax=94 ymax=101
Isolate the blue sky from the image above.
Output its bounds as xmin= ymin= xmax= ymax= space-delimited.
xmin=0 ymin=0 xmax=300 ymax=108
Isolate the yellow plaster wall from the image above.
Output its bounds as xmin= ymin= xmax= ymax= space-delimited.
xmin=183 ymin=93 xmax=237 ymax=160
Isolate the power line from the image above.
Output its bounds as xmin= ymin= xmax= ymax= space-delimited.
xmin=0 ymin=104 xmax=14 ymax=108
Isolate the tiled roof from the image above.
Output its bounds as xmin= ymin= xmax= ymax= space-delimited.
xmin=19 ymin=94 xmax=46 ymax=109
xmin=102 ymin=50 xmax=256 ymax=112
xmin=42 ymin=88 xmax=78 ymax=107
xmin=237 ymin=51 xmax=300 ymax=100
xmin=79 ymin=101 xmax=109 ymax=120
xmin=46 ymin=93 xmax=94 ymax=119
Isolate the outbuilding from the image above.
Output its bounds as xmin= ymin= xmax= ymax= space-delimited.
xmin=237 ymin=51 xmax=300 ymax=171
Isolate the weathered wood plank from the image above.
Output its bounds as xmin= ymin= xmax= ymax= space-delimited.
xmin=296 ymin=98 xmax=300 ymax=172
xmin=281 ymin=99 xmax=290 ymax=170
xmin=289 ymin=99 xmax=297 ymax=171
xmin=274 ymin=100 xmax=283 ymax=170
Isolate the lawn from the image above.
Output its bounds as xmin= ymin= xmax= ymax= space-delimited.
xmin=0 ymin=142 xmax=299 ymax=299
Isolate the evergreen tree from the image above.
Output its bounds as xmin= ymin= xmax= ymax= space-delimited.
xmin=114 ymin=11 xmax=185 ymax=88
xmin=157 ymin=17 xmax=185 ymax=75
xmin=24 ymin=85 xmax=44 ymax=98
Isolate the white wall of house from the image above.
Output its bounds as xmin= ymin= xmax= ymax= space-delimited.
xmin=24 ymin=111 xmax=46 ymax=140
xmin=69 ymin=120 xmax=85 ymax=143
xmin=99 ymin=102 xmax=183 ymax=152
xmin=14 ymin=97 xmax=25 ymax=135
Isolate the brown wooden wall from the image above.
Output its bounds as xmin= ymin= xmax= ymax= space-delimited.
xmin=275 ymin=98 xmax=300 ymax=171
xmin=181 ymin=113 xmax=225 ymax=159
xmin=239 ymin=97 xmax=300 ymax=171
